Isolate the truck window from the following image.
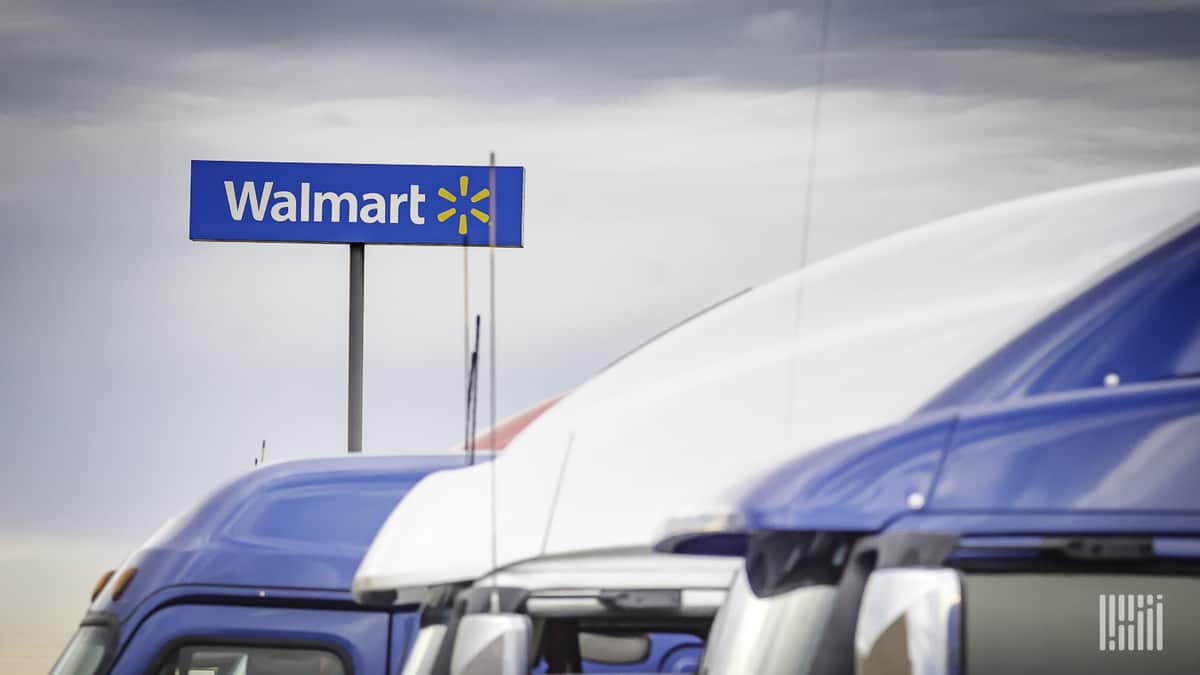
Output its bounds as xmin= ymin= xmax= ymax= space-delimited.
xmin=154 ymin=645 xmax=347 ymax=675
xmin=1029 ymin=232 xmax=1200 ymax=394
xmin=49 ymin=626 xmax=111 ymax=675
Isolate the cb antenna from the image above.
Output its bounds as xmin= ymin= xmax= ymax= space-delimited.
xmin=799 ymin=0 xmax=834 ymax=269
xmin=465 ymin=315 xmax=482 ymax=465
xmin=786 ymin=0 xmax=834 ymax=447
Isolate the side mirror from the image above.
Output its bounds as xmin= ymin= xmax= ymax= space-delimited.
xmin=451 ymin=613 xmax=532 ymax=675
xmin=701 ymin=569 xmax=838 ymax=675
xmin=578 ymin=632 xmax=651 ymax=665
xmin=854 ymin=568 xmax=962 ymax=675
xmin=399 ymin=625 xmax=448 ymax=675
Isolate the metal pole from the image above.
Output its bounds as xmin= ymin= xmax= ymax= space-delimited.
xmin=348 ymin=243 xmax=365 ymax=453
xmin=464 ymin=240 xmax=470 ymax=459
xmin=487 ymin=152 xmax=498 ymax=593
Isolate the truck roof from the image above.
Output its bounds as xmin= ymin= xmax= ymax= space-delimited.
xmin=90 ymin=454 xmax=470 ymax=621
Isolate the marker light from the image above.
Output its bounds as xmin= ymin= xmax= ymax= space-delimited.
xmin=91 ymin=570 xmax=115 ymax=601
xmin=110 ymin=568 xmax=138 ymax=601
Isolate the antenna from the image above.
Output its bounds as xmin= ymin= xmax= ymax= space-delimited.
xmin=799 ymin=0 xmax=834 ymax=269
xmin=254 ymin=439 xmax=266 ymax=467
xmin=465 ymin=315 xmax=482 ymax=466
xmin=786 ymin=0 xmax=835 ymax=447
xmin=487 ymin=151 xmax=499 ymax=605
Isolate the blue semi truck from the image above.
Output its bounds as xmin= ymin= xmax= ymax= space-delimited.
xmin=48 ymin=455 xmax=700 ymax=675
xmin=49 ymin=455 xmax=464 ymax=675
xmin=652 ymin=174 xmax=1200 ymax=673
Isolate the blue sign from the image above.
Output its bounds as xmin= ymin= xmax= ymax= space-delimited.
xmin=189 ymin=160 xmax=524 ymax=246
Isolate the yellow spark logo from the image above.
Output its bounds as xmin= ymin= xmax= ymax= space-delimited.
xmin=437 ymin=176 xmax=490 ymax=235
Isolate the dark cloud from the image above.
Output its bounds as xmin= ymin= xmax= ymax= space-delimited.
xmin=832 ymin=0 xmax=1200 ymax=59
xmin=0 ymin=1 xmax=809 ymax=117
xmin=6 ymin=0 xmax=1198 ymax=123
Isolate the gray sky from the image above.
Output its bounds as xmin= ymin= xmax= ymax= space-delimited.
xmin=3 ymin=0 xmax=1200 ymax=670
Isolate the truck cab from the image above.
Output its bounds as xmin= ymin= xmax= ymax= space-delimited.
xmin=655 ymin=176 xmax=1200 ymax=673
xmin=49 ymin=455 xmax=471 ymax=675
xmin=664 ymin=377 xmax=1200 ymax=674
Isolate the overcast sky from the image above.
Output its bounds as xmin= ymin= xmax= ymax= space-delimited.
xmin=4 ymin=0 xmax=1200 ymax=670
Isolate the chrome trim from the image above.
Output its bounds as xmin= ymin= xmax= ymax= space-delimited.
xmin=476 ymin=551 xmax=740 ymax=592
xmin=523 ymin=587 xmax=726 ymax=618
xmin=450 ymin=614 xmax=531 ymax=675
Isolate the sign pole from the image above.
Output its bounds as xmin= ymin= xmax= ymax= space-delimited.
xmin=348 ymin=242 xmax=365 ymax=453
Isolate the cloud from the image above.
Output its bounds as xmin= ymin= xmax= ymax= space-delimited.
xmin=742 ymin=9 xmax=807 ymax=44
xmin=5 ymin=0 xmax=1200 ymax=126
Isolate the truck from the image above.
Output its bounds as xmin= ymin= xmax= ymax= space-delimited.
xmin=46 ymin=389 xmax=578 ymax=675
xmin=657 ymin=182 xmax=1200 ymax=673
xmin=46 ymin=396 xmax=706 ymax=674
xmin=349 ymin=167 xmax=1200 ymax=672
xmin=48 ymin=454 xmax=470 ymax=675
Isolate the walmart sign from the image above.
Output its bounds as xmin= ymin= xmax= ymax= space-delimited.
xmin=189 ymin=160 xmax=524 ymax=246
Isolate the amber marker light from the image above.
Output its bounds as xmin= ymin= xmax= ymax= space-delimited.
xmin=91 ymin=569 xmax=115 ymax=601
xmin=110 ymin=567 xmax=138 ymax=601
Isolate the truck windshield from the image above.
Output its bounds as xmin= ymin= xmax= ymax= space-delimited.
xmin=963 ymin=573 xmax=1200 ymax=675
xmin=49 ymin=625 xmax=110 ymax=675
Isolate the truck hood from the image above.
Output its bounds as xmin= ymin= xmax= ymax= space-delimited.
xmin=355 ymin=167 xmax=1200 ymax=599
